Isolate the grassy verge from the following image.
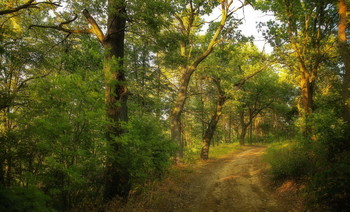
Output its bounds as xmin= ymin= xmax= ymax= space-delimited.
xmin=208 ymin=142 xmax=242 ymax=159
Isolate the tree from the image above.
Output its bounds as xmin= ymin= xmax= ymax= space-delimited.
xmin=197 ymin=42 xmax=267 ymax=159
xmin=200 ymin=77 xmax=227 ymax=160
xmin=337 ymin=0 xmax=350 ymax=125
xmin=258 ymin=0 xmax=338 ymax=136
xmin=0 ymin=0 xmax=62 ymax=188
xmin=29 ymin=0 xmax=174 ymax=200
xmin=166 ymin=0 xmax=246 ymax=159
xmin=233 ymin=68 xmax=289 ymax=145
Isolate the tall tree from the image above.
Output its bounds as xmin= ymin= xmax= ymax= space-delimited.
xmin=197 ymin=42 xmax=268 ymax=159
xmin=167 ymin=0 xmax=246 ymax=159
xmin=258 ymin=0 xmax=337 ymax=136
xmin=337 ymin=0 xmax=350 ymax=124
xmin=29 ymin=0 xmax=164 ymax=200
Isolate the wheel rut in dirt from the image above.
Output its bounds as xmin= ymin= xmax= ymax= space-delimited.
xmin=121 ymin=145 xmax=298 ymax=212
xmin=179 ymin=146 xmax=289 ymax=212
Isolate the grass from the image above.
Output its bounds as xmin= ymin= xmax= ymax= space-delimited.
xmin=208 ymin=142 xmax=242 ymax=159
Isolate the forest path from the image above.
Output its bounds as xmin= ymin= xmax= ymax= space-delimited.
xmin=178 ymin=146 xmax=288 ymax=212
xmin=121 ymin=146 xmax=300 ymax=212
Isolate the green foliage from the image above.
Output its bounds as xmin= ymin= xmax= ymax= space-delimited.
xmin=265 ymin=93 xmax=349 ymax=210
xmin=114 ymin=116 xmax=176 ymax=186
xmin=0 ymin=187 xmax=55 ymax=212
xmin=310 ymin=110 xmax=347 ymax=152
xmin=307 ymin=151 xmax=350 ymax=211
xmin=264 ymin=142 xmax=313 ymax=181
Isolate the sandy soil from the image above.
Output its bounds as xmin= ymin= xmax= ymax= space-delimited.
xmin=117 ymin=146 xmax=301 ymax=212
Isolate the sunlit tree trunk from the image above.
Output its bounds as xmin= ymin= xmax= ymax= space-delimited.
xmin=299 ymin=72 xmax=314 ymax=115
xmin=170 ymin=68 xmax=194 ymax=159
xmin=283 ymin=1 xmax=329 ymax=138
xmin=338 ymin=0 xmax=350 ymax=124
xmin=298 ymin=70 xmax=314 ymax=137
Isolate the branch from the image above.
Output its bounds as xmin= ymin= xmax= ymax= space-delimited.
xmin=82 ymin=9 xmax=105 ymax=43
xmin=191 ymin=0 xmax=231 ymax=69
xmin=0 ymin=0 xmax=60 ymax=15
xmin=29 ymin=9 xmax=105 ymax=44
xmin=227 ymin=1 xmax=249 ymax=17
xmin=29 ymin=14 xmax=92 ymax=34
xmin=234 ymin=67 xmax=265 ymax=88
xmin=16 ymin=71 xmax=52 ymax=91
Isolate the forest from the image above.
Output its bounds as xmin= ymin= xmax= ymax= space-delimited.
xmin=0 ymin=0 xmax=349 ymax=211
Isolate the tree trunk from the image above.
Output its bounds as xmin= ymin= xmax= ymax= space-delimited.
xmin=299 ymin=71 xmax=314 ymax=137
xmin=249 ymin=109 xmax=253 ymax=144
xmin=249 ymin=121 xmax=253 ymax=144
xmin=239 ymin=126 xmax=247 ymax=145
xmin=170 ymin=68 xmax=195 ymax=160
xmin=201 ymin=94 xmax=226 ymax=160
xmin=226 ymin=114 xmax=232 ymax=143
xmin=239 ymin=112 xmax=247 ymax=145
xmin=299 ymin=72 xmax=314 ymax=114
xmin=0 ymin=156 xmax=4 ymax=187
xmin=338 ymin=0 xmax=350 ymax=124
xmin=170 ymin=1 xmax=231 ymax=160
xmin=103 ymin=0 xmax=130 ymax=200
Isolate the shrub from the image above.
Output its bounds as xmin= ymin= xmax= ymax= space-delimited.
xmin=0 ymin=187 xmax=55 ymax=212
xmin=115 ymin=116 xmax=176 ymax=187
xmin=264 ymin=142 xmax=313 ymax=181
xmin=307 ymin=151 xmax=350 ymax=211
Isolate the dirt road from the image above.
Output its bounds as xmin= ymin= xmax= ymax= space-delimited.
xmin=120 ymin=146 xmax=299 ymax=212
xmin=179 ymin=146 xmax=285 ymax=212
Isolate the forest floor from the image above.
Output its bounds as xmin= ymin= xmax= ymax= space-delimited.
xmin=112 ymin=145 xmax=304 ymax=212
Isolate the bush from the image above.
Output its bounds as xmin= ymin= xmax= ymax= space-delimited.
xmin=115 ymin=116 xmax=176 ymax=187
xmin=310 ymin=109 xmax=347 ymax=157
xmin=0 ymin=187 xmax=55 ymax=212
xmin=308 ymin=151 xmax=350 ymax=211
xmin=264 ymin=142 xmax=313 ymax=181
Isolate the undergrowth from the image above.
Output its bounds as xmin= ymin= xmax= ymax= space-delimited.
xmin=264 ymin=140 xmax=350 ymax=211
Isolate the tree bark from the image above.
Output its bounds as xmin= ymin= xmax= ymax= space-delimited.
xmin=239 ymin=125 xmax=247 ymax=145
xmin=200 ymin=81 xmax=226 ymax=160
xmin=239 ymin=111 xmax=247 ymax=145
xmin=248 ymin=109 xmax=253 ymax=144
xmin=102 ymin=0 xmax=130 ymax=200
xmin=299 ymin=71 xmax=314 ymax=137
xmin=299 ymin=72 xmax=314 ymax=115
xmin=170 ymin=68 xmax=194 ymax=160
xmin=338 ymin=0 xmax=350 ymax=124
